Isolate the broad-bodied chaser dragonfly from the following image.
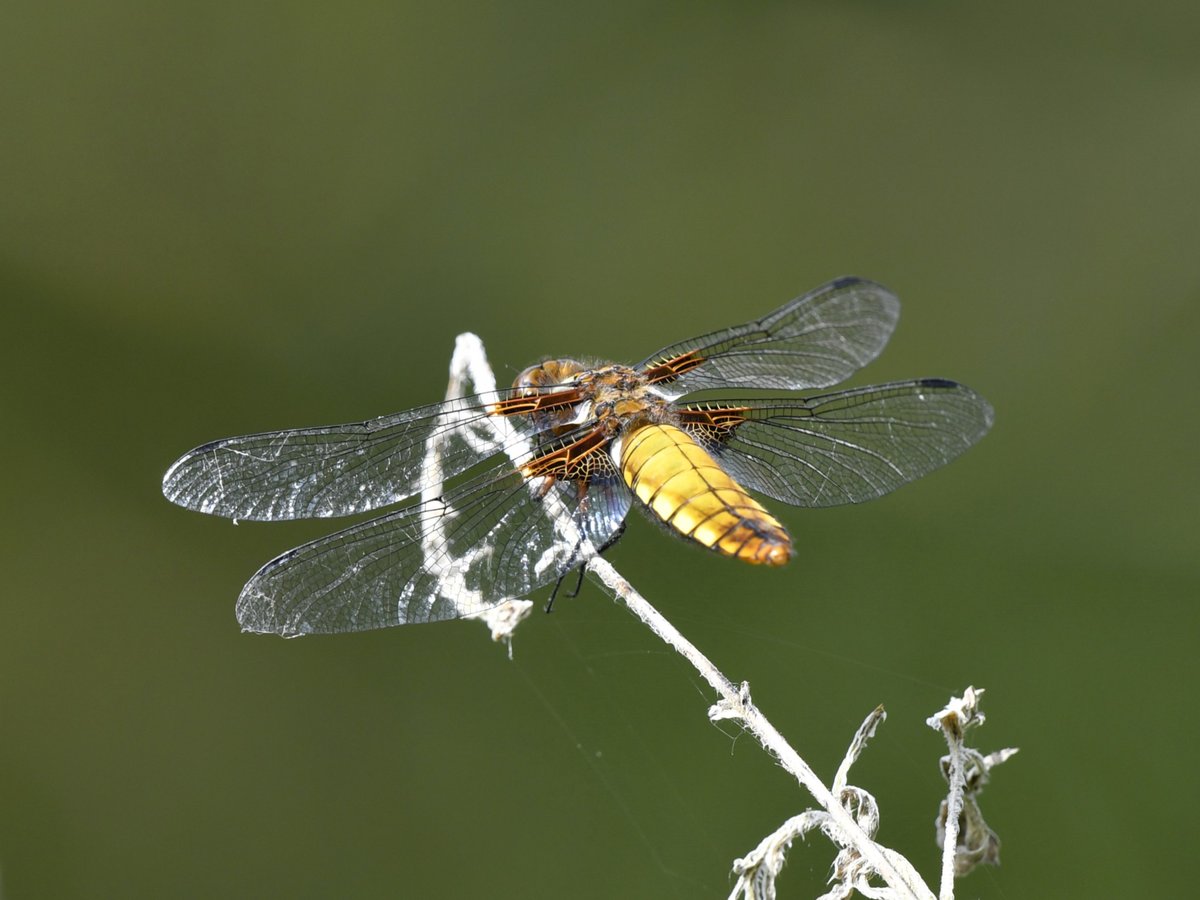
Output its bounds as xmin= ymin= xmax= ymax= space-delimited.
xmin=163 ymin=277 xmax=992 ymax=636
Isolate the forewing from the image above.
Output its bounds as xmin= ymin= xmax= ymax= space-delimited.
xmin=235 ymin=458 xmax=631 ymax=635
xmin=638 ymin=276 xmax=900 ymax=397
xmin=161 ymin=390 xmax=576 ymax=521
xmin=681 ymin=379 xmax=993 ymax=507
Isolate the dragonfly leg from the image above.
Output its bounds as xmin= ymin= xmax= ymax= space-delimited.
xmin=543 ymin=519 xmax=627 ymax=613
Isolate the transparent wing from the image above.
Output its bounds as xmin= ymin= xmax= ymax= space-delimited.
xmin=683 ymin=379 xmax=993 ymax=508
xmin=161 ymin=389 xmax=576 ymax=521
xmin=638 ymin=276 xmax=900 ymax=397
xmin=234 ymin=456 xmax=631 ymax=635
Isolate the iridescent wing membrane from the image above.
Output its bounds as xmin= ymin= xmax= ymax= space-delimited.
xmin=678 ymin=381 xmax=992 ymax=509
xmin=162 ymin=277 xmax=992 ymax=635
xmin=639 ymin=275 xmax=901 ymax=395
xmin=163 ymin=388 xmax=629 ymax=634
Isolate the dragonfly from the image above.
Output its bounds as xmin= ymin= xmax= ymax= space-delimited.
xmin=162 ymin=276 xmax=992 ymax=636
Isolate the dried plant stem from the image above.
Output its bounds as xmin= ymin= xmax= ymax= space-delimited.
xmin=586 ymin=557 xmax=934 ymax=900
xmin=937 ymin=733 xmax=968 ymax=900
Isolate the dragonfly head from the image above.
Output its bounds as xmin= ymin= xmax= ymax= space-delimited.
xmin=512 ymin=358 xmax=587 ymax=392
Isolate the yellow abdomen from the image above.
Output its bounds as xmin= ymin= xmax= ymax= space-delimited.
xmin=620 ymin=424 xmax=793 ymax=566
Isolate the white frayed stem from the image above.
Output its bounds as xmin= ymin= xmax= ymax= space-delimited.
xmin=588 ymin=557 xmax=936 ymax=900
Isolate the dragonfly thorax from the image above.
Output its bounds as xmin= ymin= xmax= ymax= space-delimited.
xmin=581 ymin=365 xmax=673 ymax=436
xmin=511 ymin=360 xmax=674 ymax=437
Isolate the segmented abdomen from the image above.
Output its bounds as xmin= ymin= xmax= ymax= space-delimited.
xmin=619 ymin=424 xmax=793 ymax=566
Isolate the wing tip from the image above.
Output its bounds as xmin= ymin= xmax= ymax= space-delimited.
xmin=820 ymin=275 xmax=901 ymax=325
xmin=161 ymin=450 xmax=192 ymax=500
xmin=162 ymin=439 xmax=229 ymax=509
xmin=828 ymin=274 xmax=870 ymax=291
xmin=918 ymin=376 xmax=960 ymax=390
xmin=914 ymin=377 xmax=996 ymax=437
xmin=240 ymin=626 xmax=308 ymax=639
xmin=236 ymin=587 xmax=309 ymax=638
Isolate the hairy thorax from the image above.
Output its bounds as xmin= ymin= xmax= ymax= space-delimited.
xmin=512 ymin=359 xmax=675 ymax=439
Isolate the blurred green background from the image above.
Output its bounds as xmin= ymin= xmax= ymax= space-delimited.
xmin=2 ymin=1 xmax=1196 ymax=897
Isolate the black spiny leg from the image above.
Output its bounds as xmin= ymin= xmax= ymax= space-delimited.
xmin=543 ymin=520 xmax=627 ymax=613
xmin=544 ymin=567 xmax=582 ymax=614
